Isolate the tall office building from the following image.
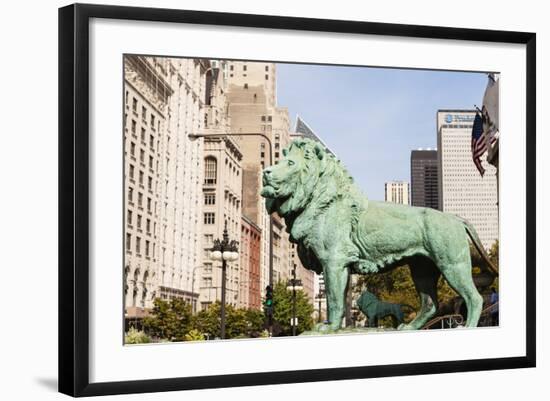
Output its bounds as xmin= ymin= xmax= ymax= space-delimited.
xmin=225 ymin=60 xmax=302 ymax=292
xmin=437 ymin=110 xmax=498 ymax=249
xmin=410 ymin=149 xmax=439 ymax=209
xmin=123 ymin=56 xmax=206 ymax=318
xmin=198 ymin=60 xmax=246 ymax=311
xmin=384 ymin=181 xmax=410 ymax=205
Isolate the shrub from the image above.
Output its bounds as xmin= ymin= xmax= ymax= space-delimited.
xmin=125 ymin=327 xmax=151 ymax=344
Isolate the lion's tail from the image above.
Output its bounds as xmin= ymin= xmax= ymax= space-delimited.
xmin=459 ymin=217 xmax=499 ymax=277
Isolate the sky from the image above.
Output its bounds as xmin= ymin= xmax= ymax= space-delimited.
xmin=276 ymin=63 xmax=488 ymax=201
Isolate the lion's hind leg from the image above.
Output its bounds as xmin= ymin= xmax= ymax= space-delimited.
xmin=398 ymin=259 xmax=440 ymax=330
xmin=439 ymin=260 xmax=483 ymax=328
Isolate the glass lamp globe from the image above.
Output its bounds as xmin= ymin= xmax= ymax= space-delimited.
xmin=222 ymin=251 xmax=233 ymax=261
xmin=210 ymin=250 xmax=222 ymax=261
xmin=230 ymin=251 xmax=239 ymax=261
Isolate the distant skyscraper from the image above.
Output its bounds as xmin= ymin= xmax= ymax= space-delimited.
xmin=410 ymin=149 xmax=439 ymax=209
xmin=292 ymin=116 xmax=335 ymax=156
xmin=384 ymin=181 xmax=410 ymax=205
xmin=437 ymin=110 xmax=498 ymax=249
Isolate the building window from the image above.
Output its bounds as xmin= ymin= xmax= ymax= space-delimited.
xmin=148 ymin=176 xmax=153 ymax=191
xmin=140 ymin=149 xmax=145 ymax=163
xmin=261 ymin=116 xmax=266 ymax=122
xmin=230 ymin=65 xmax=234 ymax=71
xmin=131 ymin=120 xmax=136 ymax=135
xmin=203 ymin=263 xmax=213 ymax=273
xmin=150 ymin=114 xmax=155 ymax=128
xmin=130 ymin=142 xmax=136 ymax=156
xmin=204 ymin=157 xmax=217 ymax=184
xmin=141 ymin=106 xmax=147 ymax=120
xmin=202 ymin=277 xmax=212 ymax=287
xmin=132 ymin=97 xmax=137 ymax=112
xmin=141 ymin=127 xmax=146 ymax=142
xmin=265 ymin=65 xmax=269 ymax=72
xmin=128 ymin=187 xmax=133 ymax=203
xmin=149 ymin=156 xmax=154 ymax=169
xmin=145 ymin=240 xmax=150 ymax=257
xmin=127 ymin=210 xmax=133 ymax=225
xmin=126 ymin=233 xmax=131 ymax=250
xmin=147 ymin=197 xmax=152 ymax=213
xmin=265 ymin=74 xmax=269 ymax=80
xmin=204 ymin=234 xmax=214 ymax=247
xmin=138 ymin=192 xmax=143 ymax=208
xmin=137 ymin=214 xmax=142 ymax=229
xmin=149 ymin=135 xmax=154 ymax=149
xmin=204 ymin=193 xmax=216 ymax=205
xmin=129 ymin=164 xmax=135 ymax=180
xmin=268 ymin=116 xmax=272 ymax=122
xmin=204 ymin=212 xmax=215 ymax=225
xmin=244 ymin=83 xmax=248 ymax=89
xmin=146 ymin=218 xmax=151 ymax=234
xmin=243 ymin=65 xmax=247 ymax=71
xmin=139 ymin=171 xmax=144 ymax=185
xmin=136 ymin=237 xmax=141 ymax=255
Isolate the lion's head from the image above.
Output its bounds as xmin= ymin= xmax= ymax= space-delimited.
xmin=260 ymin=138 xmax=328 ymax=217
xmin=260 ymin=138 xmax=360 ymax=220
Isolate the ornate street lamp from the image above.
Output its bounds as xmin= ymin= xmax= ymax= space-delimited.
xmin=286 ymin=264 xmax=303 ymax=336
xmin=209 ymin=221 xmax=239 ymax=339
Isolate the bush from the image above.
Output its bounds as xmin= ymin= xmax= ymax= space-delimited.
xmin=125 ymin=327 xmax=151 ymax=344
xmin=184 ymin=329 xmax=205 ymax=342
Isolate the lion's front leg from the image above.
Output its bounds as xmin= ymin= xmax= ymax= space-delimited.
xmin=324 ymin=263 xmax=349 ymax=331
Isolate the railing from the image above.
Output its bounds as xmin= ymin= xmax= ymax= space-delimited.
xmin=422 ymin=314 xmax=464 ymax=330
xmin=422 ymin=302 xmax=499 ymax=330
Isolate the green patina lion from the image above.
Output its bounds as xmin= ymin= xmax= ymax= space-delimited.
xmin=356 ymin=290 xmax=412 ymax=328
xmin=261 ymin=138 xmax=497 ymax=332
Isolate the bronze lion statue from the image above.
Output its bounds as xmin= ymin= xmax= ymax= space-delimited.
xmin=356 ymin=290 xmax=415 ymax=328
xmin=261 ymin=138 xmax=497 ymax=332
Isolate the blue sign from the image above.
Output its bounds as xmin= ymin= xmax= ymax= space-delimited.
xmin=444 ymin=114 xmax=475 ymax=124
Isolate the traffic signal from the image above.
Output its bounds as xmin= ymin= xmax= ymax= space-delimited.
xmin=265 ymin=285 xmax=273 ymax=307
xmin=264 ymin=285 xmax=274 ymax=326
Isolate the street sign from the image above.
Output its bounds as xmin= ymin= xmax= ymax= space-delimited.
xmin=290 ymin=317 xmax=298 ymax=326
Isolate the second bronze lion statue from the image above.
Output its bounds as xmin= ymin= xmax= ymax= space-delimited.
xmin=261 ymin=138 xmax=497 ymax=332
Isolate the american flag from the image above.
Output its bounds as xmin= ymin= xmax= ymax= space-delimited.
xmin=471 ymin=112 xmax=487 ymax=176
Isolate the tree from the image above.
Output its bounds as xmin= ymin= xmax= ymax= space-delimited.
xmin=272 ymin=282 xmax=314 ymax=336
xmin=143 ymin=297 xmax=193 ymax=341
xmin=194 ymin=302 xmax=265 ymax=339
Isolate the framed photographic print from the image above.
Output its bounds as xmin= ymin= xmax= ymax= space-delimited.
xmin=58 ymin=3 xmax=536 ymax=397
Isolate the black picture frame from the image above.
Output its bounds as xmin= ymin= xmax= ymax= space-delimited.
xmin=59 ymin=3 xmax=536 ymax=397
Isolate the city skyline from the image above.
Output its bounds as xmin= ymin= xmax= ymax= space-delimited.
xmin=277 ymin=63 xmax=488 ymax=201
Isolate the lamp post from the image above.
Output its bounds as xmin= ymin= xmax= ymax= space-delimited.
xmin=286 ymin=264 xmax=303 ymax=336
xmin=316 ymin=289 xmax=325 ymax=324
xmin=189 ymin=131 xmax=275 ymax=290
xmin=209 ymin=221 xmax=239 ymax=339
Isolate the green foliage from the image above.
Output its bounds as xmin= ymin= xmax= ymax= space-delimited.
xmin=125 ymin=327 xmax=151 ymax=344
xmin=143 ymin=297 xmax=193 ymax=342
xmin=353 ymin=264 xmax=458 ymax=320
xmin=194 ymin=302 xmax=266 ymax=339
xmin=354 ymin=266 xmax=419 ymax=312
xmin=184 ymin=329 xmax=205 ymax=342
xmin=272 ymin=282 xmax=314 ymax=336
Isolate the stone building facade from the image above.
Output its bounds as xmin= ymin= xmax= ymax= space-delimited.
xmin=123 ymin=56 xmax=206 ymax=318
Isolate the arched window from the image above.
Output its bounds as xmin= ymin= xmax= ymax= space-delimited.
xmin=204 ymin=157 xmax=217 ymax=185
